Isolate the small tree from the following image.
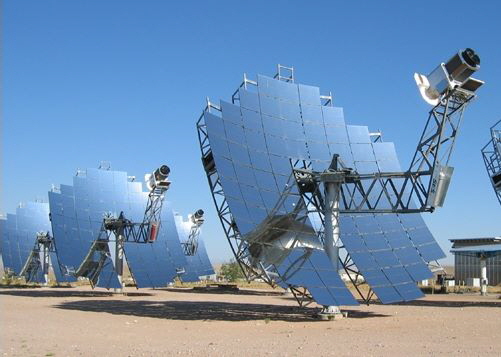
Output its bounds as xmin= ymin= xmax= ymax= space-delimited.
xmin=219 ymin=259 xmax=245 ymax=282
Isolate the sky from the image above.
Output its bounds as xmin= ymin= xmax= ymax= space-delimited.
xmin=3 ymin=1 xmax=501 ymax=264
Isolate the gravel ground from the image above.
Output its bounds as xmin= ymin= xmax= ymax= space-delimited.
xmin=1 ymin=286 xmax=500 ymax=356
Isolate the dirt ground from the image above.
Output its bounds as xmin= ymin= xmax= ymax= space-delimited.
xmin=1 ymin=286 xmax=500 ymax=356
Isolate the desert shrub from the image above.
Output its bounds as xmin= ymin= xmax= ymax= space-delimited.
xmin=219 ymin=260 xmax=245 ymax=282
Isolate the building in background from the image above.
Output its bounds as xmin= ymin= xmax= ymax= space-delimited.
xmin=450 ymin=237 xmax=501 ymax=286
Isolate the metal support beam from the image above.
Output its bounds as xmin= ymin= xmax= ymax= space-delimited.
xmin=480 ymin=256 xmax=488 ymax=296
xmin=113 ymin=228 xmax=125 ymax=292
xmin=322 ymin=156 xmax=342 ymax=272
xmin=323 ymin=181 xmax=340 ymax=270
xmin=41 ymin=243 xmax=50 ymax=286
xmin=318 ymin=182 xmax=343 ymax=317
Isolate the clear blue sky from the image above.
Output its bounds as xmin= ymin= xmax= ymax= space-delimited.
xmin=3 ymin=1 xmax=501 ymax=264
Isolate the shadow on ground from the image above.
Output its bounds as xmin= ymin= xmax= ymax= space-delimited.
xmin=0 ymin=289 xmax=152 ymax=298
xmin=162 ymin=287 xmax=285 ymax=297
xmin=54 ymin=299 xmax=390 ymax=322
xmin=391 ymin=298 xmax=501 ymax=308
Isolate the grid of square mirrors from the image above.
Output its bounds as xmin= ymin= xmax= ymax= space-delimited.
xmin=173 ymin=214 xmax=215 ymax=281
xmin=2 ymin=215 xmax=20 ymax=273
xmin=340 ymin=214 xmax=435 ymax=303
xmin=1 ymin=202 xmax=52 ymax=282
xmin=48 ymin=167 xmax=189 ymax=288
xmin=277 ymin=249 xmax=359 ymax=306
xmin=203 ymin=73 xmax=445 ymax=304
xmin=49 ymin=169 xmax=135 ymax=288
xmin=125 ymin=202 xmax=188 ymax=288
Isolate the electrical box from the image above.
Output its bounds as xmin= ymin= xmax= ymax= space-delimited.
xmin=466 ymin=278 xmax=481 ymax=287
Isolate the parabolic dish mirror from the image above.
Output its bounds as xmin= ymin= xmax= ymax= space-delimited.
xmin=198 ymin=70 xmax=445 ymax=305
xmin=173 ymin=213 xmax=215 ymax=281
xmin=0 ymin=201 xmax=66 ymax=283
xmin=48 ymin=166 xmax=193 ymax=288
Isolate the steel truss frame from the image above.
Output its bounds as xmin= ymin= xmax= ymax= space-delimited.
xmin=481 ymin=119 xmax=501 ymax=206
xmin=20 ymin=232 xmax=58 ymax=284
xmin=75 ymin=232 xmax=114 ymax=287
xmin=181 ymin=222 xmax=202 ymax=256
xmin=198 ymin=100 xmax=272 ymax=285
xmin=295 ymin=89 xmax=476 ymax=214
xmin=289 ymin=286 xmax=314 ymax=308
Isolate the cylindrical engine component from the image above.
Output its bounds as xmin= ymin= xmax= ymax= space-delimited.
xmin=194 ymin=209 xmax=204 ymax=219
xmin=154 ymin=165 xmax=170 ymax=181
xmin=445 ymin=48 xmax=480 ymax=83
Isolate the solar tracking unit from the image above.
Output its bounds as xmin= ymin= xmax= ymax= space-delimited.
xmin=0 ymin=163 xmax=214 ymax=289
xmin=179 ymin=209 xmax=205 ymax=256
xmin=48 ymin=164 xmax=214 ymax=289
xmin=48 ymin=166 xmax=143 ymax=288
xmin=197 ymin=49 xmax=483 ymax=315
xmin=173 ymin=212 xmax=215 ymax=281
